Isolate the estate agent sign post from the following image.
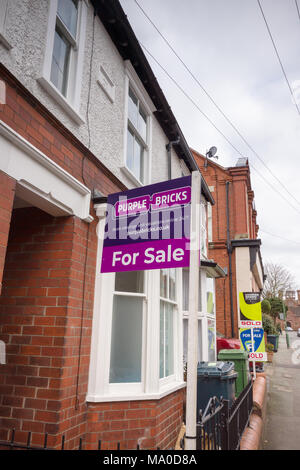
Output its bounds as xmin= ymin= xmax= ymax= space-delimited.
xmin=100 ymin=171 xmax=201 ymax=450
xmin=239 ymin=292 xmax=266 ymax=379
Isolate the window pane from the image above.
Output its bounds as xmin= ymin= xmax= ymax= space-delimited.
xmin=165 ymin=302 xmax=174 ymax=376
xmin=208 ymin=319 xmax=216 ymax=362
xmin=206 ymin=276 xmax=215 ymax=314
xmin=110 ymin=295 xmax=143 ymax=383
xmin=182 ymin=268 xmax=202 ymax=311
xmin=183 ymin=318 xmax=202 ymax=364
xmin=160 ymin=301 xmax=174 ymax=378
xmin=160 ymin=302 xmax=164 ymax=379
xmin=126 ymin=127 xmax=134 ymax=173
xmin=115 ymin=271 xmax=144 ymax=293
xmin=128 ymin=87 xmax=138 ymax=128
xmin=57 ymin=0 xmax=78 ymax=37
xmin=138 ymin=107 xmax=147 ymax=141
xmin=169 ymin=268 xmax=176 ymax=301
xmin=160 ymin=269 xmax=168 ymax=298
xmin=51 ymin=28 xmax=70 ymax=96
xmin=134 ymin=138 xmax=143 ymax=183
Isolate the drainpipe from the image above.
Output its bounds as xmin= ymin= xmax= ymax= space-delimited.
xmin=226 ymin=181 xmax=235 ymax=338
xmin=166 ymin=136 xmax=180 ymax=180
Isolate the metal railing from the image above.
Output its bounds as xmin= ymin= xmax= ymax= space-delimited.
xmin=0 ymin=429 xmax=168 ymax=451
xmin=195 ymin=379 xmax=253 ymax=450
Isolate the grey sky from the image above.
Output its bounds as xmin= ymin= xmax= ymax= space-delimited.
xmin=120 ymin=0 xmax=300 ymax=287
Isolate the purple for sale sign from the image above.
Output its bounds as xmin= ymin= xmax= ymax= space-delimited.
xmin=101 ymin=176 xmax=192 ymax=273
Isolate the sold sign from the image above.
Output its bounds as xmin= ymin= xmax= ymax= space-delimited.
xmin=239 ymin=292 xmax=262 ymax=328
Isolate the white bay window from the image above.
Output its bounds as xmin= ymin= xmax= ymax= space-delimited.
xmin=182 ymin=269 xmax=216 ymax=364
xmin=87 ymin=207 xmax=184 ymax=402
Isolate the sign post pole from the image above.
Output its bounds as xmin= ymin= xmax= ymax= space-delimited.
xmin=185 ymin=171 xmax=201 ymax=451
xmin=250 ymin=327 xmax=256 ymax=380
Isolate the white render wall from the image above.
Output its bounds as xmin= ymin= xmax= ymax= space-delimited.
xmin=0 ymin=0 xmax=185 ymax=188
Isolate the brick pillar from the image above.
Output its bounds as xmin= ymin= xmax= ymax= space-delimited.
xmin=0 ymin=207 xmax=97 ymax=448
xmin=0 ymin=171 xmax=16 ymax=295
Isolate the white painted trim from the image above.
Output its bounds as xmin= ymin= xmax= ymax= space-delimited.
xmin=124 ymin=60 xmax=156 ymax=115
xmin=37 ymin=77 xmax=85 ymax=125
xmin=86 ymin=381 xmax=186 ymax=403
xmin=38 ymin=0 xmax=87 ymax=125
xmin=120 ymin=165 xmax=143 ymax=188
xmin=97 ymin=64 xmax=116 ymax=104
xmin=123 ymin=63 xmax=154 ymax=186
xmin=0 ymin=120 xmax=92 ymax=222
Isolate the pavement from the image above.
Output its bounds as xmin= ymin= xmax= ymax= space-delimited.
xmin=262 ymin=331 xmax=300 ymax=450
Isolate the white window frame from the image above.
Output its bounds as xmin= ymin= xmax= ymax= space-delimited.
xmin=87 ymin=205 xmax=185 ymax=402
xmin=182 ymin=269 xmax=217 ymax=363
xmin=159 ymin=269 xmax=179 ymax=387
xmin=37 ymin=0 xmax=87 ymax=124
xmin=0 ymin=0 xmax=12 ymax=49
xmin=200 ymin=196 xmax=207 ymax=258
xmin=121 ymin=61 xmax=155 ymax=187
xmin=207 ymin=202 xmax=213 ymax=243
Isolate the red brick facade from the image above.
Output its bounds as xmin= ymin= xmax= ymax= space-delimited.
xmin=0 ymin=171 xmax=16 ymax=296
xmin=285 ymin=293 xmax=300 ymax=330
xmin=85 ymin=389 xmax=184 ymax=450
xmin=192 ymin=149 xmax=260 ymax=338
xmin=0 ymin=67 xmax=184 ymax=449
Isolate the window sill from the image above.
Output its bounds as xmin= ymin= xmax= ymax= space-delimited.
xmin=86 ymin=380 xmax=186 ymax=403
xmin=120 ymin=165 xmax=143 ymax=188
xmin=37 ymin=76 xmax=85 ymax=126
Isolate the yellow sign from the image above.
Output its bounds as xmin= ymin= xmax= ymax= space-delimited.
xmin=239 ymin=292 xmax=262 ymax=328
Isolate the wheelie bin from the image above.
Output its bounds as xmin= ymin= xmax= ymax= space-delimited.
xmin=196 ymin=361 xmax=237 ymax=417
xmin=218 ymin=349 xmax=250 ymax=397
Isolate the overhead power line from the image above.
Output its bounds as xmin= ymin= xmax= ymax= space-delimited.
xmin=257 ymin=0 xmax=300 ymax=116
xmin=260 ymin=229 xmax=300 ymax=246
xmin=134 ymin=0 xmax=300 ymax=209
xmin=140 ymin=42 xmax=300 ymax=216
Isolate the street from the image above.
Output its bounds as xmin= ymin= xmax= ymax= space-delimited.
xmin=263 ymin=331 xmax=300 ymax=450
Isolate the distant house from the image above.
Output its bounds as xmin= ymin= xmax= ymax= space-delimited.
xmin=285 ymin=291 xmax=300 ymax=330
xmin=191 ymin=149 xmax=265 ymax=338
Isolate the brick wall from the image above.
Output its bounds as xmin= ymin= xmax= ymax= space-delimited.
xmin=0 ymin=207 xmax=99 ymax=448
xmin=85 ymin=388 xmax=185 ymax=450
xmin=0 ymin=171 xmax=16 ymax=296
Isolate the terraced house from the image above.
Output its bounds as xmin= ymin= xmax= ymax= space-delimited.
xmin=0 ymin=0 xmax=225 ymax=449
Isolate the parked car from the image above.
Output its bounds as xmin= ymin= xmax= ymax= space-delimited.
xmin=297 ymin=328 xmax=300 ymax=337
xmin=285 ymin=326 xmax=293 ymax=331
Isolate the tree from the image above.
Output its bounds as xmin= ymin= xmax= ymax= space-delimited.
xmin=262 ymin=262 xmax=295 ymax=299
xmin=267 ymin=297 xmax=288 ymax=325
xmin=262 ymin=313 xmax=276 ymax=335
xmin=261 ymin=299 xmax=271 ymax=314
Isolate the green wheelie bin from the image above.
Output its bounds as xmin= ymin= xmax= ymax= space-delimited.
xmin=218 ymin=349 xmax=250 ymax=397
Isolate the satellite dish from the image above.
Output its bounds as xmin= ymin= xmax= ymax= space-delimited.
xmin=208 ymin=146 xmax=217 ymax=158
